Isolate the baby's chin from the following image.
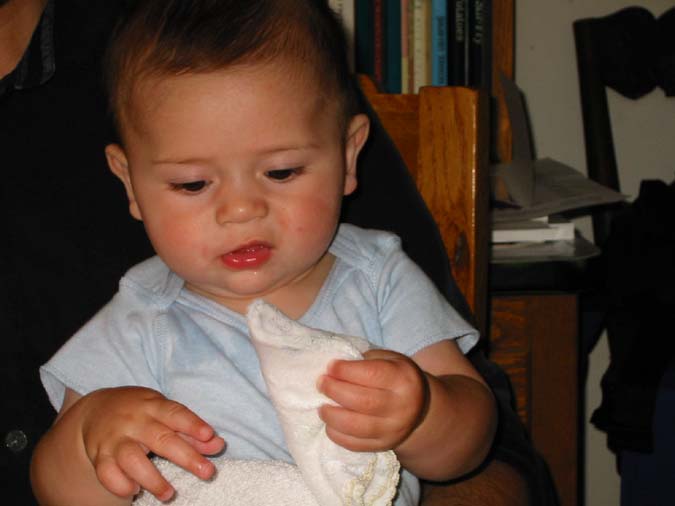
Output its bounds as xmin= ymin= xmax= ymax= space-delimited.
xmin=183 ymin=280 xmax=279 ymax=313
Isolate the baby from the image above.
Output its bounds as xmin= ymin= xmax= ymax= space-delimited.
xmin=30 ymin=1 xmax=496 ymax=505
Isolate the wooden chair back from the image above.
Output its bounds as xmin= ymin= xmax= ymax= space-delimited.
xmin=573 ymin=12 xmax=625 ymax=246
xmin=574 ymin=6 xmax=675 ymax=244
xmin=358 ymin=76 xmax=489 ymax=335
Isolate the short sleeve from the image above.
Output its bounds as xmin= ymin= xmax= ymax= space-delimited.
xmin=40 ymin=288 xmax=163 ymax=412
xmin=375 ymin=244 xmax=479 ymax=356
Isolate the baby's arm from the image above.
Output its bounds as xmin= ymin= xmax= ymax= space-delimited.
xmin=318 ymin=339 xmax=497 ymax=481
xmin=31 ymin=386 xmax=225 ymax=506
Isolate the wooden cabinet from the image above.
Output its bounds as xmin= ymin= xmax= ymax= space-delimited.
xmin=489 ymin=292 xmax=580 ymax=506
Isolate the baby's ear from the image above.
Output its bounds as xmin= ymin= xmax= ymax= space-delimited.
xmin=105 ymin=144 xmax=142 ymax=221
xmin=343 ymin=114 xmax=370 ymax=196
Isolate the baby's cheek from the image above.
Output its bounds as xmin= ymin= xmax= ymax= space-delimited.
xmin=292 ymin=197 xmax=340 ymax=235
xmin=145 ymin=216 xmax=202 ymax=259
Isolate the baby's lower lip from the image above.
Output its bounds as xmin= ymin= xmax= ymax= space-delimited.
xmin=221 ymin=243 xmax=271 ymax=269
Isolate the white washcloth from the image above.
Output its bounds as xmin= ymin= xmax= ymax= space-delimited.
xmin=135 ymin=458 xmax=317 ymax=505
xmin=134 ymin=300 xmax=400 ymax=506
xmin=248 ymin=299 xmax=400 ymax=506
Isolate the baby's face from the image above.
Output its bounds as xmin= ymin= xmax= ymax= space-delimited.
xmin=107 ymin=62 xmax=368 ymax=313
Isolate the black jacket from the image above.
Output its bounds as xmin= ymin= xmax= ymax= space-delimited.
xmin=1 ymin=2 xmax=152 ymax=501
xmin=591 ymin=179 xmax=675 ymax=454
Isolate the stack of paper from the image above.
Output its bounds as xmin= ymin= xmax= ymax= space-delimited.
xmin=490 ymin=76 xmax=626 ymax=263
xmin=491 ymin=216 xmax=575 ymax=244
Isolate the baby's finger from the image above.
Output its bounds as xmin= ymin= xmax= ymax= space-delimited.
xmin=319 ymin=375 xmax=391 ymax=415
xmin=95 ymin=453 xmax=141 ymax=499
xmin=362 ymin=349 xmax=405 ymax=361
xmin=102 ymin=440 xmax=174 ymax=502
xmin=141 ymin=421 xmax=216 ymax=480
xmin=177 ymin=432 xmax=227 ymax=455
xmin=326 ymin=358 xmax=399 ymax=389
xmin=319 ymin=404 xmax=384 ymax=439
xmin=153 ymin=400 xmax=217 ymax=443
xmin=323 ymin=423 xmax=385 ymax=452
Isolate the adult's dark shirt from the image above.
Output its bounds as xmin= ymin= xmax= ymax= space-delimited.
xmin=1 ymin=1 xmax=153 ymax=501
xmin=1 ymin=1 xmax=553 ymax=504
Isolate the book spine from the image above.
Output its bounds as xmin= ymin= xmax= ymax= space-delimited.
xmin=400 ymin=0 xmax=410 ymax=93
xmin=355 ymin=1 xmax=374 ymax=77
xmin=384 ymin=0 xmax=402 ymax=93
xmin=412 ymin=0 xmax=429 ymax=92
xmin=431 ymin=0 xmax=448 ymax=86
xmin=406 ymin=0 xmax=415 ymax=93
xmin=425 ymin=0 xmax=432 ymax=88
xmin=328 ymin=0 xmax=343 ymax=14
xmin=341 ymin=0 xmax=356 ymax=71
xmin=329 ymin=0 xmax=356 ymax=71
xmin=482 ymin=0 xmax=492 ymax=90
xmin=448 ymin=0 xmax=467 ymax=86
xmin=491 ymin=221 xmax=576 ymax=243
xmin=373 ymin=0 xmax=385 ymax=88
xmin=467 ymin=0 xmax=489 ymax=88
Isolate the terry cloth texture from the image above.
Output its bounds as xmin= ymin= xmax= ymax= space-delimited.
xmin=134 ymin=300 xmax=400 ymax=506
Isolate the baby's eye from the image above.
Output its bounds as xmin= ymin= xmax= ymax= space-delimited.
xmin=265 ymin=168 xmax=301 ymax=181
xmin=170 ymin=180 xmax=209 ymax=193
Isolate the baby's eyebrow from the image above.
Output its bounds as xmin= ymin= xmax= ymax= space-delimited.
xmin=255 ymin=142 xmax=320 ymax=155
xmin=151 ymin=156 xmax=214 ymax=166
xmin=150 ymin=143 xmax=321 ymax=166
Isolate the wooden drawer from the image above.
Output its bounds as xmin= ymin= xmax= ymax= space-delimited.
xmin=488 ymin=292 xmax=580 ymax=506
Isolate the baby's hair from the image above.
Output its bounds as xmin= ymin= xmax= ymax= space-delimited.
xmin=105 ymin=0 xmax=358 ymax=140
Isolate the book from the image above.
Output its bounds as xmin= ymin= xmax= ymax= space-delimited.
xmin=342 ymin=0 xmax=356 ymax=71
xmin=491 ymin=216 xmax=576 ymax=244
xmin=481 ymin=0 xmax=492 ymax=90
xmin=426 ymin=3 xmax=433 ymax=87
xmin=373 ymin=0 xmax=385 ymax=88
xmin=384 ymin=0 xmax=402 ymax=93
xmin=412 ymin=0 xmax=430 ymax=92
xmin=448 ymin=0 xmax=467 ymax=86
xmin=400 ymin=0 xmax=410 ymax=93
xmin=406 ymin=0 xmax=416 ymax=93
xmin=327 ymin=0 xmax=343 ymax=14
xmin=328 ymin=0 xmax=356 ymax=71
xmin=430 ymin=0 xmax=448 ymax=86
xmin=467 ymin=0 xmax=490 ymax=88
xmin=354 ymin=1 xmax=374 ymax=77
xmin=491 ymin=238 xmax=581 ymax=263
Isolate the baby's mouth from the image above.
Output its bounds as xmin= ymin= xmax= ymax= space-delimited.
xmin=221 ymin=242 xmax=272 ymax=269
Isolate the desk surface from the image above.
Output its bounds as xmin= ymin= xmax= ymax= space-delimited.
xmin=489 ymin=247 xmax=602 ymax=293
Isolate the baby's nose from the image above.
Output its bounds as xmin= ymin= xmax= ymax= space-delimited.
xmin=215 ymin=188 xmax=268 ymax=225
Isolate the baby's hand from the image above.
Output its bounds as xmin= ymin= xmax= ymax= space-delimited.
xmin=78 ymin=386 xmax=225 ymax=501
xmin=317 ymin=349 xmax=428 ymax=452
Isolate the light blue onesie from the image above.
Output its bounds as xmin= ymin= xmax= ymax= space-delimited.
xmin=41 ymin=223 xmax=478 ymax=506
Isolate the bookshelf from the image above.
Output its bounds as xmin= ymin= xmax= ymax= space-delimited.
xmin=337 ymin=0 xmax=514 ymax=163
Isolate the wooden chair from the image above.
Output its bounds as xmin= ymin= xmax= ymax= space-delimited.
xmin=358 ymin=76 xmax=489 ymax=335
xmin=574 ymin=8 xmax=675 ymax=505
xmin=573 ymin=9 xmax=630 ymax=246
xmin=359 ymin=76 xmax=528 ymax=505
xmin=574 ymin=6 xmax=674 ymax=243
